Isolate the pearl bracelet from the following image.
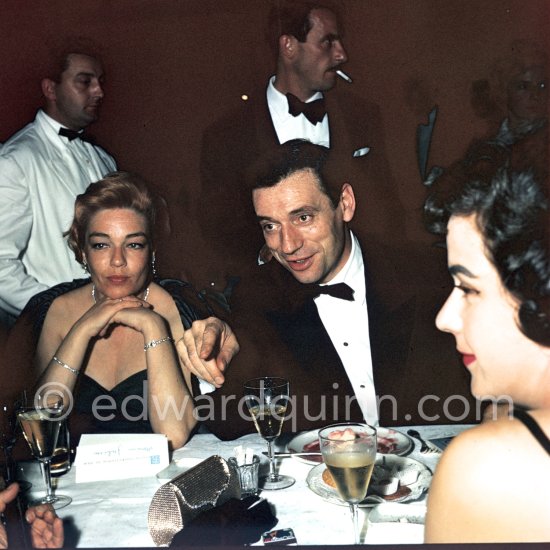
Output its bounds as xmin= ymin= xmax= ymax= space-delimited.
xmin=52 ymin=355 xmax=79 ymax=376
xmin=143 ymin=336 xmax=174 ymax=352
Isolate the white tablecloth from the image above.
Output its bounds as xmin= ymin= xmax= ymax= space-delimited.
xmin=19 ymin=424 xmax=470 ymax=547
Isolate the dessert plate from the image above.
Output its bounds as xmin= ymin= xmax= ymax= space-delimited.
xmin=287 ymin=427 xmax=413 ymax=465
xmin=306 ymin=454 xmax=431 ymax=507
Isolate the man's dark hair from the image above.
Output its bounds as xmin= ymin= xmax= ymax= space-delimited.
xmin=45 ymin=36 xmax=103 ymax=82
xmin=424 ymin=167 xmax=550 ymax=346
xmin=266 ymin=0 xmax=342 ymax=56
xmin=247 ymin=139 xmax=345 ymax=208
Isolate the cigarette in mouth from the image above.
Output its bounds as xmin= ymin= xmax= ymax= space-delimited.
xmin=336 ymin=70 xmax=352 ymax=83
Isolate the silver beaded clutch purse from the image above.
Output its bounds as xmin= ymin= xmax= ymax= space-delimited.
xmin=148 ymin=455 xmax=241 ymax=547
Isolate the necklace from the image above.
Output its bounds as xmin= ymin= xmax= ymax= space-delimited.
xmin=92 ymin=285 xmax=150 ymax=304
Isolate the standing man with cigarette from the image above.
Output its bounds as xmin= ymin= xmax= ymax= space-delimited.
xmin=196 ymin=1 xmax=405 ymax=304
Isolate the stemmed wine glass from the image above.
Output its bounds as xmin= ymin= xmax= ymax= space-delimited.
xmin=319 ymin=423 xmax=377 ymax=544
xmin=16 ymin=395 xmax=71 ymax=509
xmin=1 ymin=398 xmax=32 ymax=492
xmin=244 ymin=377 xmax=295 ymax=490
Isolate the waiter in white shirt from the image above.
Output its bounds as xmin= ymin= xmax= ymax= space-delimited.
xmin=0 ymin=42 xmax=116 ymax=326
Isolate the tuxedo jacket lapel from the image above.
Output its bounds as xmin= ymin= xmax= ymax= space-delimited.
xmin=265 ymin=294 xmax=364 ymax=423
xmin=325 ymin=91 xmax=374 ymax=158
xmin=250 ymin=93 xmax=280 ymax=150
xmin=262 ymin=250 xmax=416 ymax=421
xmin=325 ymin=93 xmax=354 ymax=154
xmin=361 ymin=239 xmax=416 ymax=395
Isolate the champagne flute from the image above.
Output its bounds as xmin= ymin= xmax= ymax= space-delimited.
xmin=319 ymin=423 xmax=377 ymax=544
xmin=244 ymin=377 xmax=295 ymax=490
xmin=16 ymin=396 xmax=71 ymax=509
xmin=1 ymin=400 xmax=32 ymax=492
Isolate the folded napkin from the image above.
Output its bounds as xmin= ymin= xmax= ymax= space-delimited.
xmin=171 ymin=496 xmax=277 ymax=546
xmin=368 ymin=501 xmax=427 ymax=524
xmin=148 ymin=455 xmax=241 ymax=546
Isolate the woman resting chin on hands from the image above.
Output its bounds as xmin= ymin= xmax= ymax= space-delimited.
xmin=34 ymin=172 xmax=197 ymax=449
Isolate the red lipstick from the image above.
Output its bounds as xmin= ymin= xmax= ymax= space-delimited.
xmin=462 ymin=354 xmax=476 ymax=367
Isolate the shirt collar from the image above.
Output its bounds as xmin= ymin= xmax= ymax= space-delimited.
xmin=266 ymin=76 xmax=324 ymax=121
xmin=37 ymin=109 xmax=67 ymax=134
xmin=320 ymin=231 xmax=366 ymax=303
xmin=37 ymin=109 xmax=84 ymax=143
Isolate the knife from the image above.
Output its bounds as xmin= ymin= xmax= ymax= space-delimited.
xmin=262 ymin=451 xmax=322 ymax=458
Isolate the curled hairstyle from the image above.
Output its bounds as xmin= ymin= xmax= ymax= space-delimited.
xmin=424 ymin=168 xmax=550 ymax=346
xmin=247 ymin=139 xmax=344 ymax=208
xmin=67 ymin=171 xmax=157 ymax=265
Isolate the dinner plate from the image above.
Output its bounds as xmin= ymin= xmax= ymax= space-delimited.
xmin=286 ymin=427 xmax=413 ymax=465
xmin=306 ymin=454 xmax=432 ymax=508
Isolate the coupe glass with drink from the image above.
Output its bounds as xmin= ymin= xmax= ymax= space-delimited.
xmin=244 ymin=377 xmax=295 ymax=490
xmin=17 ymin=395 xmax=71 ymax=509
xmin=319 ymin=423 xmax=377 ymax=544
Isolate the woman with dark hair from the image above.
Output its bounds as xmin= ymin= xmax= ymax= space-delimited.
xmin=423 ymin=168 xmax=550 ymax=542
xmin=33 ymin=172 xmax=197 ymax=449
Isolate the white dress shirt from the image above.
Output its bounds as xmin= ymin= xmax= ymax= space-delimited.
xmin=0 ymin=109 xmax=116 ymax=317
xmin=315 ymin=232 xmax=379 ymax=426
xmin=266 ymin=76 xmax=330 ymax=147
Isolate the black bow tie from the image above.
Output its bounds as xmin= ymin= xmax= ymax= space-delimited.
xmin=286 ymin=93 xmax=326 ymax=125
xmin=303 ymin=282 xmax=355 ymax=301
xmin=59 ymin=127 xmax=94 ymax=143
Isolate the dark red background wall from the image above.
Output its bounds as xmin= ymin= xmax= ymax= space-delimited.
xmin=1 ymin=0 xmax=548 ymax=283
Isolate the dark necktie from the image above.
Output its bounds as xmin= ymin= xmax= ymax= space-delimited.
xmin=286 ymin=93 xmax=326 ymax=125
xmin=59 ymin=127 xmax=94 ymax=144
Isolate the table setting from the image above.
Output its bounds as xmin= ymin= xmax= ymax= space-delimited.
xmin=13 ymin=377 xmax=471 ymax=547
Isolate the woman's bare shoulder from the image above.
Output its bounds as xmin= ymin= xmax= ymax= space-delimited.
xmin=148 ymin=283 xmax=185 ymax=337
xmin=425 ymin=416 xmax=550 ymax=542
xmin=436 ymin=416 xmax=549 ymax=486
xmin=45 ymin=285 xmax=90 ymax=331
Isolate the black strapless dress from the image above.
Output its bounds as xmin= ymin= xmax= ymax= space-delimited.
xmin=22 ymin=277 xmax=203 ymax=436
xmin=74 ymin=370 xmax=152 ymax=434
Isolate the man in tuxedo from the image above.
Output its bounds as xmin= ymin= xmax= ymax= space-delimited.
xmin=180 ymin=140 xmax=474 ymax=440
xmin=196 ymin=1 xmax=405 ymax=301
xmin=0 ymin=41 xmax=116 ymax=327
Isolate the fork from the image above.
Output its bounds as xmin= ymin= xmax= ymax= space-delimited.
xmin=407 ymin=429 xmax=442 ymax=455
xmin=262 ymin=451 xmax=322 ymax=458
